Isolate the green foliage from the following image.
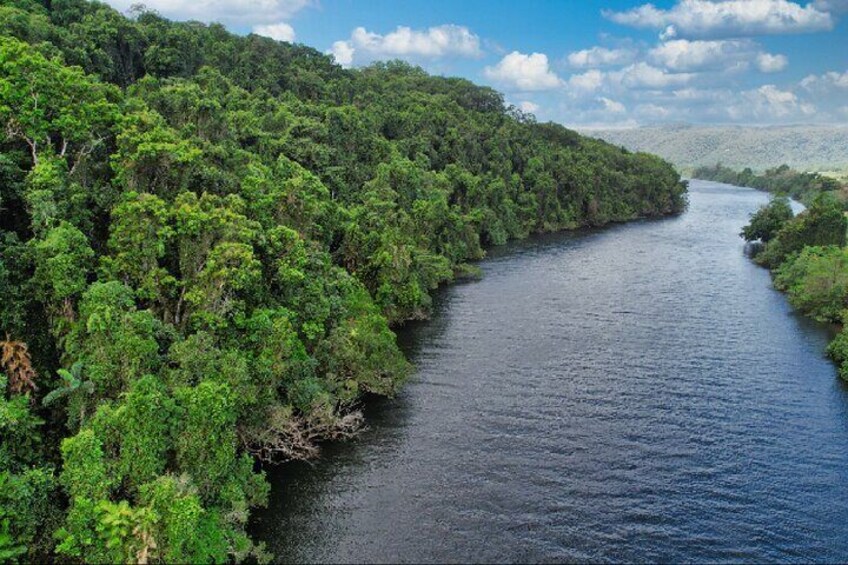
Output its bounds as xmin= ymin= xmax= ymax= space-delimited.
xmin=42 ymin=361 xmax=94 ymax=431
xmin=741 ymin=197 xmax=794 ymax=243
xmin=739 ymin=171 xmax=848 ymax=387
xmin=55 ymin=497 xmax=157 ymax=564
xmin=752 ymin=193 xmax=847 ymax=269
xmin=139 ymin=475 xmax=229 ymax=564
xmin=117 ymin=375 xmax=176 ymax=490
xmin=0 ymin=35 xmax=118 ymax=170
xmin=110 ymin=101 xmax=203 ymax=196
xmin=93 ymin=500 xmax=157 ymax=565
xmin=827 ymin=328 xmax=848 ymax=380
xmin=102 ymin=191 xmax=173 ymax=303
xmin=174 ymin=381 xmax=240 ymax=502
xmin=64 ymin=281 xmax=162 ymax=397
xmin=60 ymin=428 xmax=113 ymax=500
xmin=774 ymin=246 xmax=848 ymax=322
xmin=0 ymin=518 xmax=27 ymax=562
xmin=0 ymin=375 xmax=43 ymax=471
xmin=0 ymin=467 xmax=59 ymax=560
xmin=0 ymin=233 xmax=32 ymax=338
xmin=31 ymin=221 xmax=95 ymax=321
xmin=0 ymin=2 xmax=687 ymax=561
xmin=316 ymin=284 xmax=412 ymax=397
xmin=695 ymin=163 xmax=847 ymax=208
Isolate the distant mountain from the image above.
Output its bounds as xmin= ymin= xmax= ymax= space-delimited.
xmin=581 ymin=124 xmax=848 ymax=173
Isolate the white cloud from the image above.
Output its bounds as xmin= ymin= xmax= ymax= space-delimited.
xmin=484 ymin=51 xmax=563 ymax=91
xmin=329 ymin=40 xmax=355 ymax=67
xmin=649 ymin=39 xmax=748 ymax=71
xmin=564 ymin=62 xmax=693 ymax=98
xmin=598 ymin=97 xmax=626 ymax=113
xmin=567 ymin=46 xmax=635 ymax=68
xmin=567 ymin=69 xmax=605 ymax=92
xmin=660 ymin=25 xmax=678 ymax=40
xmin=604 ymin=0 xmax=833 ymax=38
xmin=635 ymin=103 xmax=671 ymax=119
xmin=329 ymin=24 xmax=482 ymax=67
xmin=555 ymin=69 xmax=846 ymax=126
xmin=756 ymin=52 xmax=788 ymax=72
xmin=801 ymin=69 xmax=848 ymax=90
xmin=518 ymin=101 xmax=540 ymax=113
xmin=672 ymin=87 xmax=729 ymax=101
xmin=252 ymin=22 xmax=295 ymax=42
xmin=610 ymin=62 xmax=695 ymax=89
xmin=648 ymin=39 xmax=787 ymax=73
xmin=734 ymin=84 xmax=809 ymax=119
xmin=104 ymin=0 xmax=312 ymax=25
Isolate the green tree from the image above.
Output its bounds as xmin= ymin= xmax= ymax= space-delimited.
xmin=0 ymin=36 xmax=117 ymax=172
xmin=117 ymin=375 xmax=176 ymax=491
xmin=740 ymin=196 xmax=794 ymax=243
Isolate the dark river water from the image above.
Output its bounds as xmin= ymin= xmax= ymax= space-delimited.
xmin=253 ymin=180 xmax=848 ymax=563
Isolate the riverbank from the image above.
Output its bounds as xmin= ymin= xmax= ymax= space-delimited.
xmin=693 ymin=163 xmax=847 ymax=207
xmin=739 ymin=189 xmax=848 ymax=380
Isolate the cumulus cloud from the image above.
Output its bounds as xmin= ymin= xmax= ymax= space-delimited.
xmin=329 ymin=24 xmax=482 ymax=67
xmin=732 ymin=84 xmax=815 ymax=119
xmin=635 ymin=103 xmax=671 ymax=119
xmin=598 ymin=97 xmax=626 ymax=113
xmin=484 ymin=51 xmax=563 ymax=91
xmin=604 ymin=0 xmax=833 ymax=38
xmin=672 ymin=87 xmax=730 ymax=101
xmin=567 ymin=46 xmax=635 ymax=68
xmin=518 ymin=101 xmax=540 ymax=113
xmin=555 ymin=70 xmax=844 ymax=126
xmin=800 ymin=69 xmax=848 ymax=90
xmin=329 ymin=40 xmax=355 ymax=67
xmin=252 ymin=22 xmax=295 ymax=42
xmin=104 ymin=0 xmax=312 ymax=25
xmin=567 ymin=69 xmax=605 ymax=92
xmin=649 ymin=39 xmax=747 ymax=71
xmin=564 ymin=62 xmax=694 ymax=97
xmin=659 ymin=25 xmax=678 ymax=41
xmin=648 ymin=38 xmax=787 ymax=73
xmin=756 ymin=52 xmax=788 ymax=72
xmin=610 ymin=62 xmax=695 ymax=89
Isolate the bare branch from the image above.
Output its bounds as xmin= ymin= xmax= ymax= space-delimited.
xmin=238 ymin=405 xmax=364 ymax=463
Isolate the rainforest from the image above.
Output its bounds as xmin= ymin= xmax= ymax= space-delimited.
xmin=0 ymin=1 xmax=687 ymax=562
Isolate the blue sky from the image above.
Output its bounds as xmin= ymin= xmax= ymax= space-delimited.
xmin=104 ymin=0 xmax=848 ymax=127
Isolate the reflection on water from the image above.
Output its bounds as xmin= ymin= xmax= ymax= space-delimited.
xmin=253 ymin=181 xmax=848 ymax=563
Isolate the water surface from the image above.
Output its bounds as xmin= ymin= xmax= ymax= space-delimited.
xmin=253 ymin=180 xmax=848 ymax=563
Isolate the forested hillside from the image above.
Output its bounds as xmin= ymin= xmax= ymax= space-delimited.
xmin=0 ymin=1 xmax=686 ymax=561
xmin=693 ymin=164 xmax=848 ymax=207
xmin=586 ymin=124 xmax=848 ymax=173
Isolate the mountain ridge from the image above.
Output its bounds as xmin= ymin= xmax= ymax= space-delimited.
xmin=581 ymin=124 xmax=848 ymax=173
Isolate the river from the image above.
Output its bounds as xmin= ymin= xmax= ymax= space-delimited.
xmin=252 ymin=180 xmax=848 ymax=563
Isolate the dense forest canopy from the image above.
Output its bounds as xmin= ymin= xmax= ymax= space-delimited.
xmin=0 ymin=1 xmax=686 ymax=562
